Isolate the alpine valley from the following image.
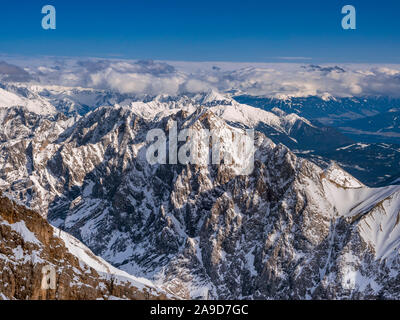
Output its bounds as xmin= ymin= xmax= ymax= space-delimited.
xmin=1 ymin=80 xmax=400 ymax=300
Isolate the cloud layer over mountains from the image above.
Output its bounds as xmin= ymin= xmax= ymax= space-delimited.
xmin=1 ymin=56 xmax=400 ymax=98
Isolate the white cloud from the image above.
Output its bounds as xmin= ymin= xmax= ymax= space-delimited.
xmin=5 ymin=57 xmax=400 ymax=98
xmin=183 ymin=79 xmax=213 ymax=93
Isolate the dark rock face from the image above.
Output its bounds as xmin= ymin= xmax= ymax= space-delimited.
xmin=0 ymin=192 xmax=167 ymax=300
xmin=1 ymin=105 xmax=400 ymax=299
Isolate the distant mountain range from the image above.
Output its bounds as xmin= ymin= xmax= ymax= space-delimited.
xmin=234 ymin=95 xmax=400 ymax=127
xmin=0 ymin=83 xmax=399 ymax=186
xmin=234 ymin=95 xmax=400 ymax=186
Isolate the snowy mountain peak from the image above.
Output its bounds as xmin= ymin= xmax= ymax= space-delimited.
xmin=201 ymin=89 xmax=231 ymax=104
xmin=0 ymin=86 xmax=56 ymax=115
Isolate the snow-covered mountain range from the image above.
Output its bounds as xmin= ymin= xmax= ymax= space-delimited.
xmin=0 ymin=81 xmax=400 ymax=299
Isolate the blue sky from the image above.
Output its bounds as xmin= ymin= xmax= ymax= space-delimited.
xmin=0 ymin=0 xmax=399 ymax=63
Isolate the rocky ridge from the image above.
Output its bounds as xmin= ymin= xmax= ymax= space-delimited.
xmin=0 ymin=191 xmax=168 ymax=300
